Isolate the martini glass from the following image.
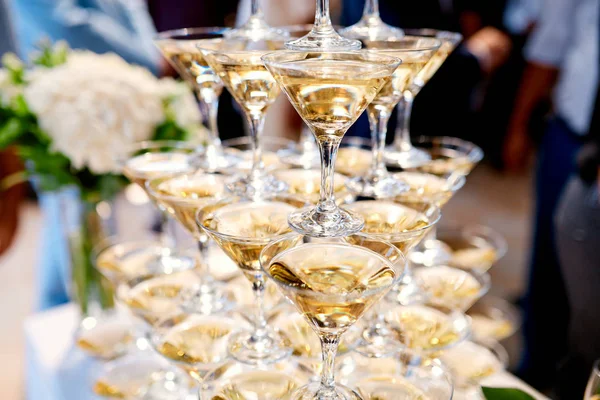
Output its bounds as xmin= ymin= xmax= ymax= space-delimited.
xmin=285 ymin=0 xmax=361 ymax=51
xmin=199 ymin=39 xmax=289 ymax=198
xmin=225 ymin=0 xmax=289 ymax=41
xmin=341 ymin=0 xmax=404 ymax=41
xmin=150 ymin=313 xmax=239 ymax=399
xmin=467 ymin=295 xmax=521 ymax=342
xmin=196 ymin=195 xmax=306 ymax=365
xmin=261 ymin=232 xmax=407 ymax=400
xmin=344 ymin=38 xmax=441 ymax=198
xmin=278 ymin=124 xmax=321 ymax=169
xmin=154 ymin=28 xmax=241 ymax=171
xmin=146 ymin=172 xmax=234 ymax=315
xmin=384 ymin=31 xmax=463 ymax=169
xmin=118 ymin=140 xmax=199 ymax=275
xmin=336 ymin=137 xmax=373 ymax=177
xmin=263 ymin=51 xmax=401 ymax=237
xmin=344 ymin=200 xmax=440 ymax=357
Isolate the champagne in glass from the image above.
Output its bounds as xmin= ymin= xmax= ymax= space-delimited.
xmin=385 ymin=32 xmax=464 ymax=169
xmin=197 ymin=195 xmax=306 ymax=365
xmin=118 ymin=140 xmax=199 ymax=275
xmin=155 ymin=28 xmax=240 ymax=170
xmin=147 ymin=172 xmax=234 ymax=314
xmin=263 ymin=51 xmax=401 ymax=237
xmin=199 ymin=39 xmax=289 ymax=198
xmin=345 ymin=200 xmax=440 ymax=357
xmin=261 ymin=233 xmax=407 ymax=400
xmin=345 ymin=38 xmax=441 ymax=198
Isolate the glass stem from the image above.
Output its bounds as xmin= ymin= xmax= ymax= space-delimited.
xmin=251 ymin=0 xmax=261 ymax=16
xmin=196 ymin=236 xmax=215 ymax=287
xmin=248 ymin=112 xmax=266 ymax=182
xmin=251 ymin=278 xmax=268 ymax=338
xmin=319 ymin=333 xmax=341 ymax=392
xmin=159 ymin=211 xmax=175 ymax=253
xmin=317 ymin=136 xmax=341 ymax=213
xmin=314 ymin=0 xmax=334 ymax=33
xmin=367 ymin=106 xmax=391 ymax=178
xmin=363 ymin=0 xmax=380 ymax=18
xmin=200 ymin=96 xmax=223 ymax=170
xmin=394 ymin=92 xmax=415 ymax=152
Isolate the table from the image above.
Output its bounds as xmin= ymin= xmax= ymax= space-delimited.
xmin=25 ymin=304 xmax=549 ymax=400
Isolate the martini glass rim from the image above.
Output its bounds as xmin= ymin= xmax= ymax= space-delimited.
xmin=391 ymin=171 xmax=467 ymax=199
xmin=117 ymin=140 xmax=200 ymax=173
xmin=467 ymin=294 xmax=521 ymax=340
xmin=259 ymin=232 xmax=408 ymax=299
xmin=261 ymin=49 xmax=403 ymax=70
xmin=195 ymin=195 xmax=308 ymax=246
xmin=403 ymin=28 xmax=463 ymax=44
xmin=196 ymin=38 xmax=288 ymax=56
xmin=154 ymin=26 xmax=231 ymax=41
xmin=362 ymin=35 xmax=442 ymax=53
xmin=345 ymin=199 xmax=442 ymax=239
xmin=384 ymin=302 xmax=472 ymax=354
xmin=413 ymin=135 xmax=484 ymax=164
xmin=221 ymin=135 xmax=296 ymax=150
xmin=145 ymin=172 xmax=228 ymax=208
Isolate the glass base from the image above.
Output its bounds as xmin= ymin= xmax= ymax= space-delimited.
xmin=291 ymin=382 xmax=362 ymax=400
xmin=341 ymin=18 xmax=405 ymax=41
xmin=346 ymin=174 xmax=409 ymax=199
xmin=227 ymin=329 xmax=292 ymax=365
xmin=383 ymin=145 xmax=432 ymax=169
xmin=146 ymin=250 xmax=197 ymax=276
xmin=179 ymin=281 xmax=236 ymax=315
xmin=285 ymin=31 xmax=361 ymax=51
xmin=226 ymin=173 xmax=288 ymax=198
xmin=277 ymin=147 xmax=320 ymax=169
xmin=354 ymin=325 xmax=404 ymax=358
xmin=288 ymin=206 xmax=364 ymax=238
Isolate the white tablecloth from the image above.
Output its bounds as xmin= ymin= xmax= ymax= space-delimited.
xmin=25 ymin=304 xmax=549 ymax=400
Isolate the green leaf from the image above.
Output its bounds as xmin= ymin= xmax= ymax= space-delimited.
xmin=152 ymin=120 xmax=188 ymax=142
xmin=482 ymin=387 xmax=536 ymax=400
xmin=0 ymin=118 xmax=25 ymax=148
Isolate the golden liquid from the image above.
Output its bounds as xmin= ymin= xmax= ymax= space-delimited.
xmin=210 ymin=59 xmax=280 ymax=114
xmin=123 ymin=153 xmax=193 ymax=190
xmin=76 ymin=323 xmax=133 ymax=359
xmin=124 ymin=276 xmax=188 ymax=326
xmin=274 ymin=169 xmax=349 ymax=205
xmin=346 ymin=201 xmax=430 ymax=253
xmin=271 ymin=59 xmax=392 ymax=141
xmin=469 ymin=314 xmax=514 ymax=341
xmin=356 ymin=376 xmax=430 ymax=400
xmin=211 ymin=371 xmax=301 ymax=400
xmin=155 ymin=174 xmax=226 ymax=237
xmin=393 ymin=172 xmax=454 ymax=208
xmin=417 ymin=150 xmax=475 ymax=177
xmin=450 ymin=247 xmax=497 ymax=271
xmin=416 ymin=40 xmax=457 ymax=85
xmin=156 ymin=318 xmax=233 ymax=381
xmin=268 ymin=244 xmax=395 ymax=333
xmin=386 ymin=305 xmax=463 ymax=351
xmin=336 ymin=147 xmax=372 ymax=176
xmin=93 ymin=380 xmax=130 ymax=398
xmin=369 ymin=62 xmax=427 ymax=114
xmin=415 ymin=266 xmax=483 ymax=311
xmin=159 ymin=45 xmax=223 ymax=99
xmin=202 ymin=201 xmax=296 ymax=279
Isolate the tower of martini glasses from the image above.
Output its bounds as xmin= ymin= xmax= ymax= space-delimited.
xmin=76 ymin=1 xmax=517 ymax=399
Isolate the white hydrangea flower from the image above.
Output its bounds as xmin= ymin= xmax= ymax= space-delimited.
xmin=24 ymin=51 xmax=200 ymax=174
xmin=158 ymin=77 xmax=202 ymax=130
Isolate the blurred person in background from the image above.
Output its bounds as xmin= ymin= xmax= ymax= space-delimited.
xmin=341 ymin=0 xmax=511 ymax=141
xmin=0 ymin=0 xmax=25 ymax=258
xmin=11 ymin=0 xmax=162 ymax=74
xmin=554 ymin=88 xmax=600 ymax=399
xmin=504 ymin=0 xmax=599 ymax=392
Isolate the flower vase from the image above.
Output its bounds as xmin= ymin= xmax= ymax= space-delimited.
xmin=56 ymin=187 xmax=116 ymax=316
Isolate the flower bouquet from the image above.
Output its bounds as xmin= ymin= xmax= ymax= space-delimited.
xmin=0 ymin=42 xmax=203 ymax=314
